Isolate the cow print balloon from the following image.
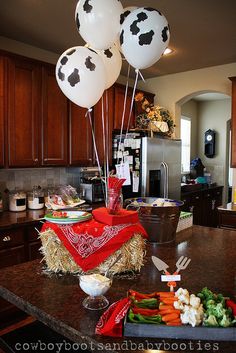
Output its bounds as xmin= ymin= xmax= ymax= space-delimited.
xmin=120 ymin=7 xmax=170 ymax=70
xmin=75 ymin=0 xmax=123 ymax=50
xmin=55 ymin=46 xmax=106 ymax=109
xmin=93 ymin=43 xmax=122 ymax=89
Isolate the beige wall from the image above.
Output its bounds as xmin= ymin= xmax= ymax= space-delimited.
xmin=181 ymin=100 xmax=198 ymax=159
xmin=198 ymin=99 xmax=231 ymax=192
xmin=138 ymin=62 xmax=236 ymax=138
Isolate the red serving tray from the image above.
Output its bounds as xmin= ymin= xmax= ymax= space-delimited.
xmin=92 ymin=207 xmax=139 ymax=226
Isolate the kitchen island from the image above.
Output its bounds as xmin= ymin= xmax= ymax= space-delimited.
xmin=0 ymin=225 xmax=235 ymax=353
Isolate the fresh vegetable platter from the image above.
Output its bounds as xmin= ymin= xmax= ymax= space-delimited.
xmin=124 ymin=288 xmax=236 ymax=341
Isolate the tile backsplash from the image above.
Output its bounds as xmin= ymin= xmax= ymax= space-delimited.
xmin=0 ymin=167 xmax=81 ymax=210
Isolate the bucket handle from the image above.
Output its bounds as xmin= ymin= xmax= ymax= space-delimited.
xmin=126 ymin=203 xmax=140 ymax=212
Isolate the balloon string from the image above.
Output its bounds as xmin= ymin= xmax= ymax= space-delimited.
xmin=117 ymin=64 xmax=130 ymax=164
xmin=105 ymin=89 xmax=109 ymax=186
xmin=101 ymin=95 xmax=108 ymax=206
xmin=86 ymin=109 xmax=102 ymax=176
xmin=125 ymin=68 xmax=139 ymax=137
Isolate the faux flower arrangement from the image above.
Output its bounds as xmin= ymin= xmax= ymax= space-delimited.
xmin=134 ymin=92 xmax=175 ymax=137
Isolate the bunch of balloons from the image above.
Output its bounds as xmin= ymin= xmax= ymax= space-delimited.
xmin=56 ymin=0 xmax=170 ymax=109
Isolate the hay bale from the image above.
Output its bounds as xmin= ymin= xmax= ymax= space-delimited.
xmin=39 ymin=229 xmax=146 ymax=275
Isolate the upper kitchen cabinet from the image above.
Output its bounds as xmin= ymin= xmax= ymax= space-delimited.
xmin=7 ymin=56 xmax=41 ymax=167
xmin=230 ymin=77 xmax=236 ymax=167
xmin=93 ymin=87 xmax=114 ymax=166
xmin=41 ymin=65 xmax=68 ymax=166
xmin=69 ymin=102 xmax=93 ymax=166
xmin=0 ymin=56 xmax=5 ymax=167
xmin=113 ymin=84 xmax=135 ymax=131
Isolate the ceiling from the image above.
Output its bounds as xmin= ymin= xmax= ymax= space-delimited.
xmin=0 ymin=0 xmax=236 ymax=79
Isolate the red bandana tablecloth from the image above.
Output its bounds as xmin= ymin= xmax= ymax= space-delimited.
xmin=41 ymin=219 xmax=147 ymax=272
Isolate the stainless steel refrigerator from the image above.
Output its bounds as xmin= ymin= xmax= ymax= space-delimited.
xmin=112 ymin=134 xmax=182 ymax=201
xmin=141 ymin=137 xmax=182 ymax=200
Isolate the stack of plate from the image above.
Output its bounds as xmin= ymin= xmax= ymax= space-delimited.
xmin=44 ymin=211 xmax=92 ymax=224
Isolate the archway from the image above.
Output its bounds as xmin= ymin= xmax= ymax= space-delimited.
xmin=176 ymin=90 xmax=231 ymax=204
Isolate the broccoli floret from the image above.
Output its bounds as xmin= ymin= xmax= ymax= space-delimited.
xmin=219 ymin=314 xmax=232 ymax=328
xmin=216 ymin=293 xmax=225 ymax=306
xmin=206 ymin=299 xmax=216 ymax=308
xmin=204 ymin=314 xmax=218 ymax=327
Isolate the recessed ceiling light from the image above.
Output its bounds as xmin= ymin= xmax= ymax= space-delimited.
xmin=163 ymin=47 xmax=173 ymax=55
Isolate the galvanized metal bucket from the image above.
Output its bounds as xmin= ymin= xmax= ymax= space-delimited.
xmin=125 ymin=197 xmax=183 ymax=243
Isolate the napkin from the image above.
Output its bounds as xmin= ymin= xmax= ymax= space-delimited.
xmin=96 ymin=298 xmax=131 ymax=337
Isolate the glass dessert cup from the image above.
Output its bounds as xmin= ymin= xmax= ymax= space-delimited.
xmin=79 ymin=274 xmax=112 ymax=310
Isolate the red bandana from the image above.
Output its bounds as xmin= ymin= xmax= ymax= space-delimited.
xmin=41 ymin=219 xmax=147 ymax=272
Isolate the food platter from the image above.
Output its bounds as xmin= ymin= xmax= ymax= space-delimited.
xmin=44 ymin=211 xmax=92 ymax=224
xmin=124 ymin=319 xmax=236 ymax=341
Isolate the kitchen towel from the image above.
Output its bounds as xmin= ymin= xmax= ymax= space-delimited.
xmin=41 ymin=219 xmax=147 ymax=272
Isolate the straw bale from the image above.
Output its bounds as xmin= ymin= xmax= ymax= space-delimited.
xmin=39 ymin=229 xmax=146 ymax=275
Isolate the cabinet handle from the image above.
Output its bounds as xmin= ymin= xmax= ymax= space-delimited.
xmin=34 ymin=158 xmax=38 ymax=162
xmin=3 ymin=236 xmax=11 ymax=242
xmin=212 ymin=199 xmax=216 ymax=210
xmin=207 ymin=194 xmax=210 ymax=197
xmin=190 ymin=206 xmax=194 ymax=212
xmin=195 ymin=196 xmax=199 ymax=200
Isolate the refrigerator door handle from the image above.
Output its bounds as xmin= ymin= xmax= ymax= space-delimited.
xmin=160 ymin=161 xmax=169 ymax=199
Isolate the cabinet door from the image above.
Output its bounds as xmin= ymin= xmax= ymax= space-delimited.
xmin=230 ymin=77 xmax=236 ymax=167
xmin=0 ymin=56 xmax=5 ymax=167
xmin=69 ymin=103 xmax=93 ymax=166
xmin=41 ymin=65 xmax=68 ymax=166
xmin=93 ymin=87 xmax=114 ymax=166
xmin=181 ymin=193 xmax=202 ymax=225
xmin=0 ymin=245 xmax=25 ymax=269
xmin=7 ymin=57 xmax=41 ymax=167
xmin=113 ymin=84 xmax=135 ymax=131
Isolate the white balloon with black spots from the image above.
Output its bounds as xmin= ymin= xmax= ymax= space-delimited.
xmin=75 ymin=0 xmax=123 ymax=50
xmin=55 ymin=46 xmax=106 ymax=109
xmin=120 ymin=7 xmax=170 ymax=70
xmin=94 ymin=44 xmax=122 ymax=89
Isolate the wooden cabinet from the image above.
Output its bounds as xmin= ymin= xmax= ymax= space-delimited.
xmin=7 ymin=56 xmax=41 ymax=167
xmin=69 ymin=103 xmax=93 ymax=166
xmin=0 ymin=222 xmax=42 ymax=327
xmin=113 ymin=84 xmax=135 ymax=131
xmin=218 ymin=205 xmax=236 ymax=229
xmin=41 ymin=65 xmax=68 ymax=166
xmin=0 ymin=56 xmax=5 ymax=167
xmin=230 ymin=77 xmax=236 ymax=167
xmin=181 ymin=186 xmax=223 ymax=227
xmin=93 ymin=87 xmax=114 ymax=166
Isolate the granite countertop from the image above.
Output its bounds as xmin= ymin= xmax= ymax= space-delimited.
xmin=0 ymin=226 xmax=235 ymax=353
xmin=0 ymin=203 xmax=96 ymax=229
xmin=181 ymin=184 xmax=223 ymax=195
xmin=218 ymin=202 xmax=236 ymax=212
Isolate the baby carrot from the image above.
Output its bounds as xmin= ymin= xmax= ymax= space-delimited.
xmin=166 ymin=320 xmax=182 ymax=326
xmin=161 ymin=313 xmax=180 ymax=322
xmin=159 ymin=309 xmax=180 ymax=315
xmin=156 ymin=292 xmax=175 ymax=297
xmin=159 ymin=305 xmax=174 ymax=310
xmin=161 ymin=298 xmax=178 ymax=305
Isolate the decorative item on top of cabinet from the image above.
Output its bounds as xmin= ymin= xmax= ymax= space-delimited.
xmin=7 ymin=55 xmax=42 ymax=167
xmin=229 ymin=77 xmax=236 ymax=167
xmin=41 ymin=64 xmax=68 ymax=166
xmin=0 ymin=55 xmax=5 ymax=168
xmin=69 ymin=102 xmax=93 ymax=166
xmin=134 ymin=90 xmax=155 ymax=116
xmin=93 ymin=86 xmax=114 ymax=166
